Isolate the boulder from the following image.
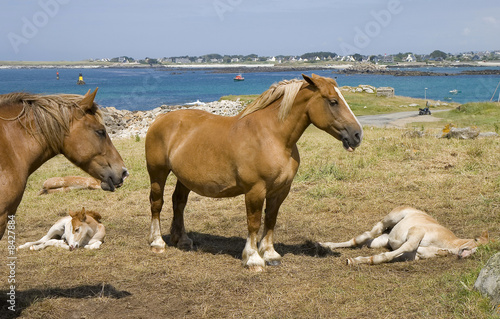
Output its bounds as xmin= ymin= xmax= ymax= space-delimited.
xmin=377 ymin=87 xmax=395 ymax=97
xmin=474 ymin=252 xmax=500 ymax=312
xmin=441 ymin=126 xmax=480 ymax=139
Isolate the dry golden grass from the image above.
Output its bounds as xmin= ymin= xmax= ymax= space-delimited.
xmin=1 ymin=124 xmax=499 ymax=319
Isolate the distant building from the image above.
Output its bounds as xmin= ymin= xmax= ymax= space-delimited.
xmin=405 ymin=54 xmax=416 ymax=62
xmin=175 ymin=58 xmax=191 ymax=64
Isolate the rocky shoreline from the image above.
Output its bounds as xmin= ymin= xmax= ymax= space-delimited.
xmin=102 ymin=99 xmax=245 ymax=139
xmin=333 ymin=63 xmax=500 ymax=76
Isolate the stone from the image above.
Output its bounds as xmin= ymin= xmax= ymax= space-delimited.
xmin=474 ymin=252 xmax=500 ymax=311
xmin=101 ymin=100 xmax=244 ymax=140
xmin=441 ymin=126 xmax=480 ymax=139
xmin=377 ymin=87 xmax=395 ymax=97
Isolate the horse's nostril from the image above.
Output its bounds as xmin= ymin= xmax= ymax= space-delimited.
xmin=354 ymin=132 xmax=361 ymax=143
xmin=122 ymin=169 xmax=129 ymax=180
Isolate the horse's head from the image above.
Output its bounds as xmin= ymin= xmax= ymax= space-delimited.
xmin=302 ymin=74 xmax=363 ymax=152
xmin=458 ymin=230 xmax=489 ymax=258
xmin=65 ymin=208 xmax=96 ymax=250
xmin=62 ymin=89 xmax=128 ymax=191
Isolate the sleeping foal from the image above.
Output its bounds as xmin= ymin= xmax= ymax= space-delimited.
xmin=320 ymin=206 xmax=489 ymax=265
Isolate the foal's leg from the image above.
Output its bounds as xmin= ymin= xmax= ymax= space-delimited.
xmin=242 ymin=187 xmax=266 ymax=272
xmin=31 ymin=239 xmax=70 ymax=251
xmin=18 ymin=217 xmax=67 ymax=250
xmin=259 ymin=187 xmax=290 ymax=266
xmin=170 ymin=181 xmax=193 ymax=250
xmin=148 ymin=168 xmax=170 ymax=253
xmin=348 ymin=227 xmax=425 ymax=265
xmin=319 ymin=207 xmax=410 ymax=250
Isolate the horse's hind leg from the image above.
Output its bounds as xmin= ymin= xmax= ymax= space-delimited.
xmin=348 ymin=227 xmax=425 ymax=265
xmin=148 ymin=167 xmax=170 ymax=253
xmin=170 ymin=181 xmax=192 ymax=250
xmin=320 ymin=206 xmax=410 ymax=250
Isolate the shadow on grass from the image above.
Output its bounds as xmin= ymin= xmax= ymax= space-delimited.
xmin=163 ymin=232 xmax=340 ymax=260
xmin=0 ymin=283 xmax=131 ymax=318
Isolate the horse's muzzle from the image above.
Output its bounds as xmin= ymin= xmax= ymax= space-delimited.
xmin=342 ymin=131 xmax=362 ymax=152
xmin=101 ymin=168 xmax=129 ymax=192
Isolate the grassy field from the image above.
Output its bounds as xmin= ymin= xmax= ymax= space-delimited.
xmin=1 ymin=103 xmax=499 ymax=318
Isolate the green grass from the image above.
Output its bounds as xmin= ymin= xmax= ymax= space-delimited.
xmin=434 ymin=102 xmax=500 ymax=133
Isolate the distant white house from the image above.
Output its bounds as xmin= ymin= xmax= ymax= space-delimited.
xmin=405 ymin=54 xmax=416 ymax=62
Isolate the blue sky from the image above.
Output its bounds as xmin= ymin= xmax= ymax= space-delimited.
xmin=1 ymin=0 xmax=499 ymax=61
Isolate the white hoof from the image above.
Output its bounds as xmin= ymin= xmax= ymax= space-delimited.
xmin=150 ymin=237 xmax=166 ymax=253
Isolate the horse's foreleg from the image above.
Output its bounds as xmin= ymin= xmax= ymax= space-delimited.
xmin=0 ymin=212 xmax=7 ymax=240
xmin=170 ymin=181 xmax=192 ymax=250
xmin=242 ymin=188 xmax=266 ymax=272
xmin=259 ymin=187 xmax=290 ymax=266
xmin=31 ymin=239 xmax=69 ymax=251
xmin=148 ymin=169 xmax=170 ymax=253
xmin=85 ymin=224 xmax=105 ymax=249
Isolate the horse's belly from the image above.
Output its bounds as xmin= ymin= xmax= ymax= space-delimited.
xmin=179 ymin=177 xmax=243 ymax=198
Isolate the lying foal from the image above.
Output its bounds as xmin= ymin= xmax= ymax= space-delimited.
xmin=18 ymin=208 xmax=105 ymax=251
xmin=38 ymin=176 xmax=101 ymax=195
xmin=320 ymin=206 xmax=489 ymax=265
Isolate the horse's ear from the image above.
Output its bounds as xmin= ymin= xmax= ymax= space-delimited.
xmin=77 ymin=209 xmax=87 ymax=222
xmin=79 ymin=88 xmax=98 ymax=112
xmin=302 ymin=74 xmax=316 ymax=88
xmin=478 ymin=230 xmax=489 ymax=244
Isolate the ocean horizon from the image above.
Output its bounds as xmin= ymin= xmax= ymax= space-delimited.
xmin=0 ymin=67 xmax=499 ymax=111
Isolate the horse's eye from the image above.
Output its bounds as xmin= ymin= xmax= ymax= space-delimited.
xmin=74 ymin=227 xmax=80 ymax=233
xmin=96 ymin=129 xmax=106 ymax=137
xmin=329 ymin=99 xmax=338 ymax=106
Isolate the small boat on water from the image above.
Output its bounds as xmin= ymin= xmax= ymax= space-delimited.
xmin=449 ymin=89 xmax=461 ymax=94
xmin=77 ymin=73 xmax=85 ymax=85
xmin=234 ymin=74 xmax=244 ymax=81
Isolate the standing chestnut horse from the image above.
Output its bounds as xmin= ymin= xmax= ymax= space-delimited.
xmin=146 ymin=74 xmax=363 ymax=271
xmin=0 ymin=89 xmax=128 ymax=239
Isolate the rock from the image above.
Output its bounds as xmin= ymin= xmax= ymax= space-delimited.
xmin=101 ymin=100 xmax=244 ymax=140
xmin=377 ymin=87 xmax=395 ymax=97
xmin=441 ymin=125 xmax=480 ymax=139
xmin=479 ymin=132 xmax=499 ymax=138
xmin=474 ymin=252 xmax=500 ymax=312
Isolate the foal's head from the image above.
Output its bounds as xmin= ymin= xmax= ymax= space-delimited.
xmin=458 ymin=230 xmax=489 ymax=258
xmin=66 ymin=208 xmax=101 ymax=250
xmin=302 ymin=74 xmax=363 ymax=151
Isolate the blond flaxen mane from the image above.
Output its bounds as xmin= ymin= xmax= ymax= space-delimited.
xmin=239 ymin=79 xmax=305 ymax=121
xmin=0 ymin=92 xmax=103 ymax=153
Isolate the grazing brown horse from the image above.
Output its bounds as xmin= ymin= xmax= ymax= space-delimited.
xmin=146 ymin=74 xmax=363 ymax=271
xmin=0 ymin=89 xmax=128 ymax=239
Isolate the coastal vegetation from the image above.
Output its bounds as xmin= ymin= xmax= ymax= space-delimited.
xmin=2 ymin=97 xmax=499 ymax=318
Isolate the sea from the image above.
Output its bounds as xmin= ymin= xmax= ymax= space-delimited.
xmin=0 ymin=66 xmax=499 ymax=111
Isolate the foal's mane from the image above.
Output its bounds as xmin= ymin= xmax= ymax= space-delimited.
xmin=239 ymin=79 xmax=305 ymax=121
xmin=0 ymin=92 xmax=103 ymax=153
